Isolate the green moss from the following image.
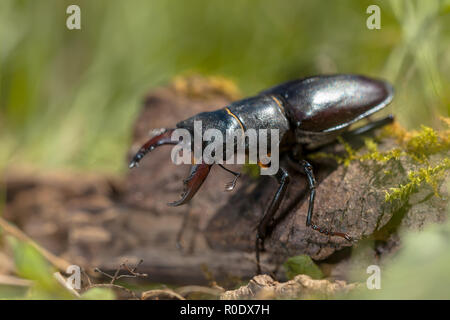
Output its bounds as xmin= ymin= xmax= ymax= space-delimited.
xmin=309 ymin=136 xmax=402 ymax=166
xmin=385 ymin=158 xmax=450 ymax=202
xmin=404 ymin=125 xmax=449 ymax=163
xmin=309 ymin=119 xmax=450 ymax=203
xmin=359 ymin=140 xmax=402 ymax=163
xmin=384 ymin=121 xmax=450 ymax=202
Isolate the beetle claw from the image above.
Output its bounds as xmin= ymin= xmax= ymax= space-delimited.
xmin=224 ymin=183 xmax=234 ymax=192
xmin=344 ymin=233 xmax=353 ymax=241
xmin=129 ymin=129 xmax=176 ymax=168
xmin=168 ymin=163 xmax=212 ymax=206
xmin=224 ymin=173 xmax=240 ymax=192
xmin=129 ymin=160 xmax=139 ymax=169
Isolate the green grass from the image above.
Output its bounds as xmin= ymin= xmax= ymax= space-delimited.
xmin=0 ymin=0 xmax=449 ymax=173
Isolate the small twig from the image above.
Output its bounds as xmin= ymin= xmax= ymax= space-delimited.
xmin=141 ymin=289 xmax=185 ymax=300
xmin=94 ymin=259 xmax=148 ymax=284
xmin=82 ymin=269 xmax=93 ymax=287
xmin=0 ymin=217 xmax=71 ymax=272
xmin=110 ymin=264 xmax=122 ymax=284
xmin=94 ymin=267 xmax=113 ymax=280
xmin=122 ymin=259 xmax=147 ymax=278
xmin=85 ymin=261 xmax=149 ymax=299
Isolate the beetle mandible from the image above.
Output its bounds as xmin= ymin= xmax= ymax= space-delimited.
xmin=129 ymin=74 xmax=394 ymax=273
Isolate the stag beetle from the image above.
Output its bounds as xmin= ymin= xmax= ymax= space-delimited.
xmin=129 ymin=74 xmax=394 ymax=273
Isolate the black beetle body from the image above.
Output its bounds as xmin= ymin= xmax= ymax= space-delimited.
xmin=129 ymin=74 xmax=394 ymax=273
xmin=174 ymin=74 xmax=392 ymax=153
xmin=176 ymin=94 xmax=291 ymax=153
xmin=263 ymin=74 xmax=393 ymax=132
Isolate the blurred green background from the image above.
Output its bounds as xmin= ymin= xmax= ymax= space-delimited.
xmin=0 ymin=0 xmax=449 ymax=300
xmin=0 ymin=0 xmax=449 ymax=173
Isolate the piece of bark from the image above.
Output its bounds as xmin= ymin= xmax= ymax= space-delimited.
xmin=2 ymin=76 xmax=449 ymax=286
xmin=220 ymin=274 xmax=360 ymax=299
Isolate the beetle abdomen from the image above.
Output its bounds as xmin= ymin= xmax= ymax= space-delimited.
xmin=262 ymin=74 xmax=394 ymax=132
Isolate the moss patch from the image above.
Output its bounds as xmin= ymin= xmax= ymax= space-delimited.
xmin=309 ymin=118 xmax=450 ymax=204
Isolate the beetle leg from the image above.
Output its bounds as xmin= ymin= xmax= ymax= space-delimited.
xmin=129 ymin=129 xmax=177 ymax=168
xmin=255 ymin=167 xmax=290 ymax=274
xmin=218 ymin=164 xmax=241 ymax=192
xmin=168 ymin=163 xmax=212 ymax=206
xmin=301 ymin=160 xmax=353 ymax=241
